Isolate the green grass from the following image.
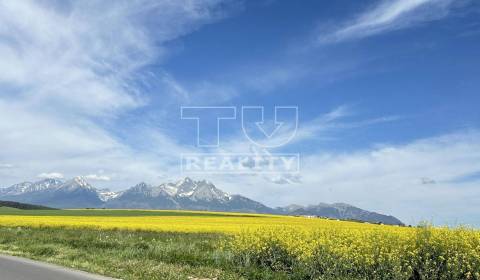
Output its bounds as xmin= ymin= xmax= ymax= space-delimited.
xmin=0 ymin=206 xmax=19 ymax=211
xmin=0 ymin=227 xmax=236 ymax=280
xmin=0 ymin=226 xmax=290 ymax=280
xmin=0 ymin=208 xmax=289 ymax=279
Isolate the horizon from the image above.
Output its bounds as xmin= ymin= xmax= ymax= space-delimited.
xmin=1 ymin=175 xmax=405 ymax=226
xmin=0 ymin=0 xmax=479 ymax=227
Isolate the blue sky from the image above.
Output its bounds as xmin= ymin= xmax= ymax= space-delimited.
xmin=0 ymin=0 xmax=479 ymax=226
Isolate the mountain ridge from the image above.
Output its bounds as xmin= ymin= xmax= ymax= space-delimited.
xmin=0 ymin=177 xmax=404 ymax=225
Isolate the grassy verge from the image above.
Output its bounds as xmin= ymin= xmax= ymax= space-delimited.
xmin=0 ymin=227 xmax=238 ymax=280
xmin=0 ymin=226 xmax=291 ymax=280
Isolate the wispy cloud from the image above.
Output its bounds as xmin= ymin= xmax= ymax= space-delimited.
xmin=318 ymin=0 xmax=457 ymax=44
xmin=37 ymin=172 xmax=64 ymax=179
xmin=159 ymin=72 xmax=239 ymax=105
xmin=212 ymin=130 xmax=480 ymax=226
xmin=296 ymin=130 xmax=480 ymax=225
xmin=269 ymin=105 xmax=401 ymax=147
xmin=84 ymin=174 xmax=111 ymax=182
xmin=0 ymin=163 xmax=14 ymax=169
xmin=194 ymin=106 xmax=401 ymax=187
xmin=0 ymin=0 xmax=232 ymax=187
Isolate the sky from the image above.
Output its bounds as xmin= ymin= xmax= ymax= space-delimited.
xmin=0 ymin=0 xmax=479 ymax=226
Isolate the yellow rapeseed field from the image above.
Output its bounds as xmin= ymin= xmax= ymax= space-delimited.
xmin=0 ymin=211 xmax=385 ymax=233
xmin=229 ymin=225 xmax=480 ymax=279
xmin=1 ymin=210 xmax=479 ymax=279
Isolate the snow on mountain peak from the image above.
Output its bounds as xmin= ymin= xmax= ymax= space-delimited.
xmin=152 ymin=178 xmax=231 ymax=201
xmin=0 ymin=179 xmax=65 ymax=196
xmin=56 ymin=176 xmax=96 ymax=192
xmin=29 ymin=178 xmax=63 ymax=192
xmin=73 ymin=176 xmax=90 ymax=187
xmin=0 ymin=182 xmax=33 ymax=195
xmin=175 ymin=177 xmax=198 ymax=194
xmin=169 ymin=178 xmax=230 ymax=201
xmin=1 ymin=177 xmax=230 ymax=204
xmin=158 ymin=183 xmax=179 ymax=196
xmin=118 ymin=182 xmax=152 ymax=199
xmin=98 ymin=189 xmax=120 ymax=202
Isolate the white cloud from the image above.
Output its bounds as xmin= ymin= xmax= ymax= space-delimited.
xmin=182 ymin=107 xmax=401 ymax=191
xmin=158 ymin=72 xmax=239 ymax=105
xmin=0 ymin=163 xmax=14 ymax=169
xmin=202 ymin=130 xmax=480 ymax=226
xmin=84 ymin=174 xmax=111 ymax=182
xmin=0 ymin=0 xmax=232 ymax=187
xmin=266 ymin=173 xmax=302 ymax=185
xmin=0 ymin=0 xmax=233 ymax=115
xmin=219 ymin=105 xmax=399 ymax=152
xmin=281 ymin=131 xmax=480 ymax=226
xmin=37 ymin=172 xmax=64 ymax=179
xmin=318 ymin=0 xmax=457 ymax=44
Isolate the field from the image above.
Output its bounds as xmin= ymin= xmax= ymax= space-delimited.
xmin=0 ymin=208 xmax=479 ymax=279
xmin=0 ymin=208 xmax=390 ymax=234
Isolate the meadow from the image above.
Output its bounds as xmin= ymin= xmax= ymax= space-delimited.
xmin=0 ymin=207 xmax=479 ymax=279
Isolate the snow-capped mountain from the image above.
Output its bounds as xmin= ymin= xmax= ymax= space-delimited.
xmin=0 ymin=177 xmax=404 ymax=225
xmin=0 ymin=182 xmax=34 ymax=196
xmin=158 ymin=177 xmax=231 ymax=201
xmin=56 ymin=177 xmax=96 ymax=192
xmin=104 ymin=178 xmax=264 ymax=212
xmin=0 ymin=177 xmax=102 ymax=208
xmin=32 ymin=178 xmax=64 ymax=191
xmin=106 ymin=182 xmax=178 ymax=209
xmin=0 ymin=179 xmax=63 ymax=196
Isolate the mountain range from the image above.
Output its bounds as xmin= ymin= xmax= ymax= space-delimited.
xmin=0 ymin=177 xmax=404 ymax=225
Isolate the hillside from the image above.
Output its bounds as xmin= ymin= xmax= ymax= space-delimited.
xmin=0 ymin=200 xmax=56 ymax=210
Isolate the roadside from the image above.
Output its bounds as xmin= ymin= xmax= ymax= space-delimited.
xmin=0 ymin=227 xmax=252 ymax=280
xmin=0 ymin=254 xmax=117 ymax=280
